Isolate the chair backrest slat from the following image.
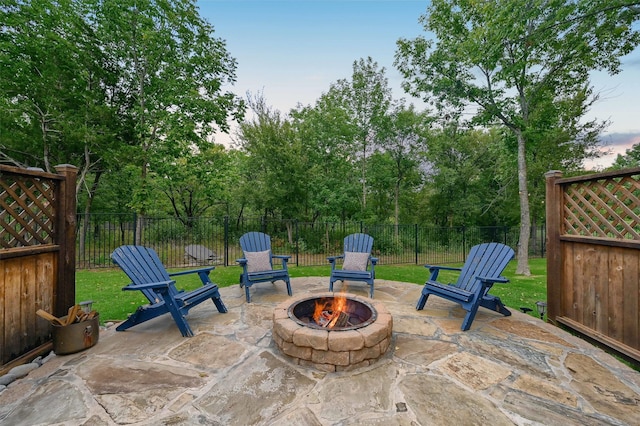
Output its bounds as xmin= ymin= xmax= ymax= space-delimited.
xmin=344 ymin=233 xmax=374 ymax=253
xmin=456 ymin=243 xmax=514 ymax=293
xmin=239 ymin=232 xmax=274 ymax=268
xmin=111 ymin=245 xmax=173 ymax=303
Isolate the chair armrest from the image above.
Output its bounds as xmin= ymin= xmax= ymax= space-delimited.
xmin=272 ymin=254 xmax=290 ymax=269
xmin=273 ymin=254 xmax=291 ymax=264
xmin=476 ymin=275 xmax=509 ymax=284
xmin=122 ymin=280 xmax=175 ymax=291
xmin=424 ymin=265 xmax=462 ymax=272
xmin=272 ymin=255 xmax=291 ymax=260
xmin=236 ymin=258 xmax=248 ymax=266
xmin=370 ymin=257 xmax=378 ymax=265
xmin=169 ymin=266 xmax=215 ymax=277
xmin=424 ymin=264 xmax=461 ymax=281
xmin=327 ymin=255 xmax=343 ymax=263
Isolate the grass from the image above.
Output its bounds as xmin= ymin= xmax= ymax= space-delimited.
xmin=75 ymin=258 xmax=547 ymax=323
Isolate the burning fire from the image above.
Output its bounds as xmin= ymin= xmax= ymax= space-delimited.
xmin=313 ymin=291 xmax=348 ymax=328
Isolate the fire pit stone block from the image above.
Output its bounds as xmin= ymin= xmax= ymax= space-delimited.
xmin=299 ymin=359 xmax=336 ymax=373
xmin=360 ymin=321 xmax=392 ymax=348
xmin=272 ymin=305 xmax=290 ymax=320
xmin=293 ymin=327 xmax=329 ymax=350
xmin=277 ymin=337 xmax=312 ymax=360
xmin=273 ymin=317 xmax=301 ymax=342
xmin=350 ymin=343 xmax=382 ymax=364
xmin=328 ymin=330 xmax=365 ymax=351
xmin=312 ymin=349 xmax=350 ymax=366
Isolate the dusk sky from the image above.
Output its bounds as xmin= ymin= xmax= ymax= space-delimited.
xmin=197 ymin=0 xmax=640 ymax=169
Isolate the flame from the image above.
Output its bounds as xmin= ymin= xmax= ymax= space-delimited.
xmin=313 ymin=287 xmax=348 ymax=328
xmin=312 ymin=298 xmax=330 ymax=323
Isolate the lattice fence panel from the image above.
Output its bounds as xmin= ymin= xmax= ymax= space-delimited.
xmin=0 ymin=173 xmax=56 ymax=248
xmin=563 ymin=174 xmax=640 ymax=239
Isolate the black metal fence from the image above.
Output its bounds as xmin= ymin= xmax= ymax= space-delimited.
xmin=76 ymin=213 xmax=546 ymax=269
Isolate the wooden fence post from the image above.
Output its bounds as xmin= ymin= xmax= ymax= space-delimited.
xmin=545 ymin=170 xmax=563 ymax=324
xmin=54 ymin=164 xmax=78 ymax=316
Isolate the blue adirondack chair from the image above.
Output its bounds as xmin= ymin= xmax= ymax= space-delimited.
xmin=328 ymin=233 xmax=378 ymax=298
xmin=416 ymin=242 xmax=514 ymax=331
xmin=111 ymin=245 xmax=227 ymax=337
xmin=237 ymin=232 xmax=292 ymax=302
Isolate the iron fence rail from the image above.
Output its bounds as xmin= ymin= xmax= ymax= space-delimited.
xmin=76 ymin=214 xmax=546 ymax=269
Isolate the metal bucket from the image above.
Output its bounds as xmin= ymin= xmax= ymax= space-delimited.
xmin=52 ymin=314 xmax=99 ymax=355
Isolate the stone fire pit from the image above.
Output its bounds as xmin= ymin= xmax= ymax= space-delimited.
xmin=272 ymin=293 xmax=393 ymax=372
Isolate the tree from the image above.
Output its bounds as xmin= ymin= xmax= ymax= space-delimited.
xmin=290 ymin=93 xmax=360 ymax=224
xmin=95 ymin=0 xmax=244 ymax=242
xmin=425 ymin=124 xmax=504 ymax=227
xmin=235 ymin=93 xmax=306 ymax=242
xmin=395 ymin=0 xmax=640 ymax=275
xmin=377 ymin=103 xmax=431 ymax=229
xmin=611 ymin=142 xmax=640 ymax=169
xmin=0 ymin=0 xmax=118 ymax=189
xmin=330 ymin=57 xmax=393 ymax=213
xmin=153 ymin=143 xmax=233 ymax=227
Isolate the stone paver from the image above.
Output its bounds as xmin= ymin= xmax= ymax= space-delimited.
xmin=1 ymin=277 xmax=639 ymax=425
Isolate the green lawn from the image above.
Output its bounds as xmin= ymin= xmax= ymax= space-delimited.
xmin=76 ymin=258 xmax=547 ymax=323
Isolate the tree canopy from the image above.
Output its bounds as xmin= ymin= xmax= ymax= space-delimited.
xmin=2 ymin=0 xmax=638 ymax=250
xmin=395 ymin=0 xmax=640 ymax=274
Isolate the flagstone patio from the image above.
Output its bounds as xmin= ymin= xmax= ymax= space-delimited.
xmin=0 ymin=277 xmax=639 ymax=425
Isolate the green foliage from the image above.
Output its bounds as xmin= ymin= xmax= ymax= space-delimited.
xmin=395 ymin=0 xmax=640 ymax=273
xmin=425 ymin=125 xmax=506 ymax=226
xmin=0 ymin=0 xmax=244 ymax=219
xmin=290 ymin=98 xmax=361 ymax=222
xmin=611 ymin=142 xmax=640 ymax=170
xmin=6 ymin=0 xmax=636 ymax=241
xmin=235 ymin=93 xmax=306 ymax=222
xmin=0 ymin=0 xmax=118 ymax=173
xmin=143 ymin=219 xmax=189 ymax=243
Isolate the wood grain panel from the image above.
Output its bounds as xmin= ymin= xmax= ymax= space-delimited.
xmin=593 ymin=245 xmax=608 ymax=335
xmin=561 ymin=242 xmax=574 ymax=319
xmin=622 ymin=250 xmax=639 ymax=349
xmin=21 ymin=255 xmax=36 ymax=350
xmin=607 ymin=247 xmax=625 ymax=341
xmin=4 ymin=259 xmax=22 ymax=362
xmin=0 ymin=261 xmax=5 ymax=364
xmin=35 ymin=253 xmax=55 ymax=339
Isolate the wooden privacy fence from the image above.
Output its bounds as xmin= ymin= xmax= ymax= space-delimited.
xmin=0 ymin=165 xmax=77 ymax=370
xmin=546 ymin=168 xmax=640 ymax=363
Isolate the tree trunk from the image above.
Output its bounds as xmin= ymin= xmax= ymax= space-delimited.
xmin=78 ymin=171 xmax=102 ymax=256
xmin=135 ymin=161 xmax=147 ymax=246
xmin=515 ymin=129 xmax=531 ymax=275
xmin=286 ymin=221 xmax=293 ymax=245
xmin=394 ymin=181 xmax=400 ymax=238
xmin=361 ymin=154 xmax=367 ymax=209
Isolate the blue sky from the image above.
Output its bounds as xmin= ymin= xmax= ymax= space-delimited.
xmin=197 ymin=0 xmax=640 ymax=168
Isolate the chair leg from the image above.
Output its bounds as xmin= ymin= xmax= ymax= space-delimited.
xmin=329 ymin=278 xmax=336 ymax=292
xmin=285 ymin=278 xmax=292 ymax=296
xmin=245 ymin=284 xmax=251 ymax=303
xmin=164 ymin=300 xmax=194 ymax=337
xmin=115 ymin=310 xmax=143 ymax=332
xmin=369 ymin=282 xmax=374 ymax=299
xmin=211 ymin=294 xmax=228 ymax=313
xmin=460 ymin=299 xmax=483 ymax=331
xmin=480 ymin=295 xmax=511 ymax=317
xmin=416 ymin=290 xmax=430 ymax=310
